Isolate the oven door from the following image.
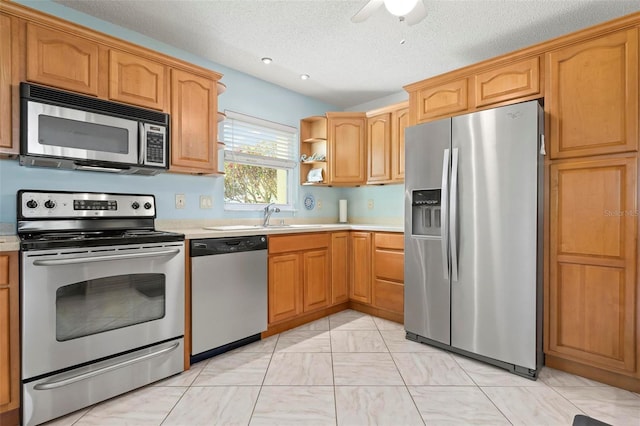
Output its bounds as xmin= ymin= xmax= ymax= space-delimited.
xmin=25 ymin=100 xmax=139 ymax=165
xmin=21 ymin=242 xmax=184 ymax=380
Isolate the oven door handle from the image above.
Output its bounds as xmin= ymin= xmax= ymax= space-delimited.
xmin=32 ymin=248 xmax=181 ymax=266
xmin=33 ymin=341 xmax=180 ymax=391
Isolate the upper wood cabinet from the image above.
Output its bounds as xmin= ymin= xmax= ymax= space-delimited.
xmin=414 ymin=78 xmax=468 ymax=123
xmin=391 ymin=104 xmax=409 ymax=181
xmin=548 ymin=156 xmax=637 ymax=375
xmin=546 ymin=28 xmax=638 ymax=159
xmin=1 ymin=2 xmax=224 ymax=174
xmin=26 ymin=23 xmax=100 ymax=96
xmin=0 ymin=13 xmax=15 ymax=156
xmin=170 ymin=69 xmax=217 ymax=174
xmin=366 ymin=112 xmax=392 ymax=183
xmin=474 ymin=57 xmax=541 ymax=107
xmin=366 ymin=101 xmax=409 ymax=184
xmin=327 ymin=112 xmax=367 ymax=185
xmin=108 ymin=49 xmax=167 ymax=111
xmin=0 ymin=252 xmax=19 ymax=422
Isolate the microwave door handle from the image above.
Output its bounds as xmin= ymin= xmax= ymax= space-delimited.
xmin=139 ymin=122 xmax=146 ymax=165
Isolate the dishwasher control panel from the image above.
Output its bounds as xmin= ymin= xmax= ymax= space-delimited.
xmin=190 ymin=235 xmax=267 ymax=256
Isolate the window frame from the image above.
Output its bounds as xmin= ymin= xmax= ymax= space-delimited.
xmin=220 ymin=110 xmax=298 ymax=212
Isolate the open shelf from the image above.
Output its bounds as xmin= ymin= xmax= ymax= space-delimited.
xmin=300 ymin=116 xmax=328 ymax=186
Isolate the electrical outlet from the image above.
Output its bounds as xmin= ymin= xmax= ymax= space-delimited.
xmin=199 ymin=195 xmax=213 ymax=209
xmin=175 ymin=194 xmax=186 ymax=209
xmin=367 ymin=199 xmax=374 ymax=210
xmin=316 ymin=199 xmax=322 ymax=209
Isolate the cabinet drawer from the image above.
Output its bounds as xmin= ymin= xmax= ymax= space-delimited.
xmin=374 ymin=232 xmax=403 ymax=250
xmin=374 ymin=249 xmax=404 ymax=282
xmin=268 ymin=233 xmax=330 ymax=254
xmin=373 ymin=280 xmax=403 ymax=314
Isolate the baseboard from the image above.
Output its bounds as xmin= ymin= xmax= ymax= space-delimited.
xmin=348 ymin=301 xmax=404 ymax=324
xmin=262 ymin=302 xmax=350 ymax=337
xmin=545 ymin=354 xmax=640 ymax=393
xmin=0 ymin=408 xmax=20 ymax=426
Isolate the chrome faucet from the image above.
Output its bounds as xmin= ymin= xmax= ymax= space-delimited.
xmin=263 ymin=203 xmax=280 ymax=227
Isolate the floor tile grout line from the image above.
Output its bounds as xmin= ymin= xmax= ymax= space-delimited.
xmin=157 ymin=386 xmax=189 ymax=426
xmin=247 ymin=332 xmax=280 ymax=424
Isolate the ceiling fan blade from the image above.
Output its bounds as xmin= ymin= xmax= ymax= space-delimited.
xmin=351 ymin=0 xmax=384 ymax=23
xmin=405 ymin=0 xmax=427 ymax=26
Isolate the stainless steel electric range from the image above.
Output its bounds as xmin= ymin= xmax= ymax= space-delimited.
xmin=17 ymin=190 xmax=185 ymax=426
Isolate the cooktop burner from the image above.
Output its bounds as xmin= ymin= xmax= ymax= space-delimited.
xmin=17 ymin=190 xmax=185 ymax=251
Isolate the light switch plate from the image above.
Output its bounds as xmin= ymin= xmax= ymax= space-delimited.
xmin=199 ymin=195 xmax=213 ymax=209
xmin=175 ymin=194 xmax=186 ymax=209
xmin=367 ymin=199 xmax=374 ymax=210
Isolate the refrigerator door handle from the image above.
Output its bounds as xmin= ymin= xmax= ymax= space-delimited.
xmin=450 ymin=147 xmax=459 ymax=282
xmin=440 ymin=148 xmax=450 ymax=280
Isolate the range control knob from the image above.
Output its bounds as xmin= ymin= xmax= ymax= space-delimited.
xmin=144 ymin=202 xmax=152 ymax=210
xmin=131 ymin=202 xmax=140 ymax=210
xmin=26 ymin=200 xmax=38 ymax=209
xmin=44 ymin=200 xmax=56 ymax=209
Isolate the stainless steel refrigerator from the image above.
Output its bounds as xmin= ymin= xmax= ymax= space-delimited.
xmin=404 ymin=100 xmax=544 ymax=379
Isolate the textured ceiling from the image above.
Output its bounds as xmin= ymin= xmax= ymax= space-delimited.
xmin=53 ymin=0 xmax=640 ymax=108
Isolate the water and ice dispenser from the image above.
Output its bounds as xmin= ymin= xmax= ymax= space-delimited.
xmin=411 ymin=189 xmax=441 ymax=236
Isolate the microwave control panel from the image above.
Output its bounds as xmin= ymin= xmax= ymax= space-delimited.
xmin=143 ymin=123 xmax=167 ymax=168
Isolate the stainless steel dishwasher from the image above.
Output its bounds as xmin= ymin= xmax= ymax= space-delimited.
xmin=190 ymin=235 xmax=268 ymax=363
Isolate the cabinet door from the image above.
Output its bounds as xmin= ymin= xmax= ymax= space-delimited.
xmin=414 ymin=78 xmax=468 ymax=123
xmin=0 ymin=252 xmax=19 ymax=417
xmin=367 ymin=112 xmax=391 ymax=183
xmin=391 ymin=105 xmax=409 ymax=182
xmin=474 ymin=56 xmax=541 ymax=107
xmin=331 ymin=232 xmax=349 ymax=305
xmin=302 ymin=249 xmax=330 ymax=312
xmin=548 ymin=157 xmax=637 ymax=374
xmin=546 ymin=28 xmax=638 ymax=159
xmin=109 ymin=50 xmax=166 ymax=111
xmin=327 ymin=113 xmax=367 ymax=184
xmin=170 ymin=69 xmax=217 ymax=173
xmin=26 ymin=23 xmax=100 ymax=96
xmin=350 ymin=232 xmax=372 ymax=304
xmin=0 ymin=14 xmax=14 ymax=155
xmin=268 ymin=253 xmax=302 ymax=324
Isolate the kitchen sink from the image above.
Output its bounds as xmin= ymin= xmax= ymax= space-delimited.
xmin=203 ymin=224 xmax=327 ymax=231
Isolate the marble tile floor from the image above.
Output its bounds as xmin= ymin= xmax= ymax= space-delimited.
xmin=45 ymin=309 xmax=640 ymax=426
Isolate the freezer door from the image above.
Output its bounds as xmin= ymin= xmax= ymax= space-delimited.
xmin=450 ymin=100 xmax=540 ymax=369
xmin=404 ymin=120 xmax=451 ymax=345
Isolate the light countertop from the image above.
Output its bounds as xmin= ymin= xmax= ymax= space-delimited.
xmin=0 ymin=224 xmax=403 ymax=251
xmin=0 ymin=236 xmax=20 ymax=252
xmin=159 ymin=223 xmax=403 ymax=240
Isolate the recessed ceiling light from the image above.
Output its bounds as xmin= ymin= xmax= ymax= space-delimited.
xmin=261 ymin=57 xmax=272 ymax=64
xmin=300 ymin=74 xmax=310 ymax=80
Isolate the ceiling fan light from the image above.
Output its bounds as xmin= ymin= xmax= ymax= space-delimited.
xmin=383 ymin=0 xmax=418 ymax=17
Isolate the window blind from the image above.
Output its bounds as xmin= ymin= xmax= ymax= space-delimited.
xmin=220 ymin=110 xmax=297 ymax=168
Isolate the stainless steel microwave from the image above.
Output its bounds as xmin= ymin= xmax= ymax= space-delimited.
xmin=20 ymin=83 xmax=170 ymax=175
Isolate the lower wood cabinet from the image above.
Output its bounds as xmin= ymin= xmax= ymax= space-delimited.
xmin=547 ymin=155 xmax=639 ymax=388
xmin=349 ymin=232 xmax=372 ymax=304
xmin=267 ymin=231 xmax=404 ymax=333
xmin=268 ymin=233 xmax=330 ymax=324
xmin=330 ymin=232 xmax=349 ymax=305
xmin=0 ymin=251 xmax=19 ymax=425
xmin=372 ymin=233 xmax=404 ymax=316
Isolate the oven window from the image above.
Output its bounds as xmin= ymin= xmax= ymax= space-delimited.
xmin=39 ymin=115 xmax=130 ymax=154
xmin=55 ymin=274 xmax=165 ymax=341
